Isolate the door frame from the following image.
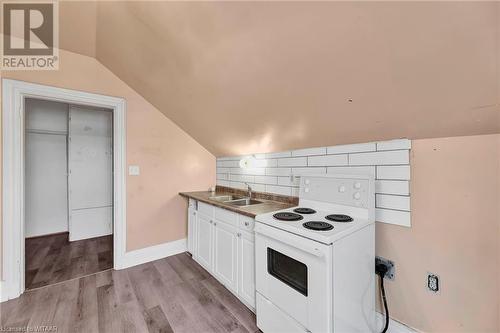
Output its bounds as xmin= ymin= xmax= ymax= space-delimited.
xmin=2 ymin=79 xmax=127 ymax=301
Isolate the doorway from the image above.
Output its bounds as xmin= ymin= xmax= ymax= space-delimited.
xmin=2 ymin=79 xmax=127 ymax=301
xmin=24 ymin=98 xmax=114 ymax=290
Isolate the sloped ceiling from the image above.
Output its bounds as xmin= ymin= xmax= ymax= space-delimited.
xmin=66 ymin=1 xmax=499 ymax=156
xmin=59 ymin=1 xmax=97 ymax=58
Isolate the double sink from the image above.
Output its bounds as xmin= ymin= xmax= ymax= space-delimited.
xmin=208 ymin=194 xmax=264 ymax=207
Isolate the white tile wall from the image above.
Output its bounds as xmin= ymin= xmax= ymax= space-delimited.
xmin=376 ymin=138 xmax=412 ymax=151
xmin=292 ymin=147 xmax=327 ymax=157
xmin=349 ymin=150 xmax=409 ymax=166
xmin=376 ymin=194 xmax=410 ymax=211
xmin=308 ymin=154 xmax=348 ymax=166
xmin=327 ymin=142 xmax=376 ymax=154
xmin=377 ymin=165 xmax=410 ymax=180
xmin=216 ymin=138 xmax=412 ymax=227
xmin=254 ymin=175 xmax=278 ymax=184
xmin=265 ymin=185 xmax=292 ymax=196
xmin=375 ymin=180 xmax=410 ymax=195
xmin=265 ymin=167 xmax=291 ymax=176
xmin=277 ymin=157 xmax=307 ymax=167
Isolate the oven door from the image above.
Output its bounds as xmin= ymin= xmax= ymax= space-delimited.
xmin=255 ymin=222 xmax=332 ymax=333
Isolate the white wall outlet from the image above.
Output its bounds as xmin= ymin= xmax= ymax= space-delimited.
xmin=427 ymin=273 xmax=440 ymax=293
xmin=128 ymin=165 xmax=140 ymax=176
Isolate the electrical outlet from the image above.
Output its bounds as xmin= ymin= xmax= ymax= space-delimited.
xmin=128 ymin=165 xmax=140 ymax=176
xmin=375 ymin=256 xmax=395 ymax=280
xmin=427 ymin=273 xmax=440 ymax=293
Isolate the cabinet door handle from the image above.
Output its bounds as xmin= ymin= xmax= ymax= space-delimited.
xmin=210 ymin=220 xmax=213 ymax=224
xmin=193 ymin=212 xmax=196 ymax=215
xmin=237 ymin=232 xmax=241 ymax=237
xmin=244 ymin=222 xmax=249 ymax=226
xmin=214 ymin=222 xmax=217 ymax=226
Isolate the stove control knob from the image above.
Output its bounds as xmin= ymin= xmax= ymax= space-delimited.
xmin=354 ymin=182 xmax=362 ymax=189
xmin=338 ymin=185 xmax=346 ymax=193
xmin=353 ymin=192 xmax=361 ymax=200
xmin=305 ymin=179 xmax=310 ymax=185
xmin=304 ymin=187 xmax=310 ymax=193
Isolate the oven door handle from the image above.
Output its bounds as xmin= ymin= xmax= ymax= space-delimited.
xmin=255 ymin=224 xmax=325 ymax=258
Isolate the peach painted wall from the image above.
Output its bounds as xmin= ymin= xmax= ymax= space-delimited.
xmin=377 ymin=134 xmax=500 ymax=332
xmin=0 ymin=49 xmax=216 ymax=254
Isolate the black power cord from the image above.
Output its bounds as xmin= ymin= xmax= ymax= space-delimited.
xmin=375 ymin=263 xmax=390 ymax=333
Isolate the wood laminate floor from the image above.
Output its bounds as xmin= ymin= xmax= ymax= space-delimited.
xmin=25 ymin=233 xmax=113 ymax=290
xmin=1 ymin=252 xmax=259 ymax=333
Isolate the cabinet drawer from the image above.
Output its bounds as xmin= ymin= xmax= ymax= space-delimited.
xmin=215 ymin=207 xmax=238 ymax=225
xmin=239 ymin=215 xmax=255 ymax=231
xmin=188 ymin=199 xmax=197 ymax=209
xmin=198 ymin=202 xmax=214 ymax=217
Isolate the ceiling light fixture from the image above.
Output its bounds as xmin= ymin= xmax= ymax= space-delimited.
xmin=239 ymin=155 xmax=257 ymax=169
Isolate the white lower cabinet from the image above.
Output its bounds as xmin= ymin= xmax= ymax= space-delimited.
xmin=196 ymin=212 xmax=214 ymax=271
xmin=187 ymin=208 xmax=197 ymax=255
xmin=213 ymin=221 xmax=239 ymax=294
xmin=188 ymin=201 xmax=256 ymax=311
xmin=238 ymin=229 xmax=256 ymax=308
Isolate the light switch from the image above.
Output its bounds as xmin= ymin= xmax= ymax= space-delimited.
xmin=129 ymin=165 xmax=140 ymax=176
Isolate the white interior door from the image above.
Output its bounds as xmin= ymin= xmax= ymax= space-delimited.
xmin=25 ymin=98 xmax=69 ymax=238
xmin=68 ymin=105 xmax=113 ymax=241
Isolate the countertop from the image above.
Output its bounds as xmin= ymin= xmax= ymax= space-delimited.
xmin=179 ymin=190 xmax=295 ymax=218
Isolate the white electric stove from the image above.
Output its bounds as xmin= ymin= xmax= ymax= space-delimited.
xmin=254 ymin=174 xmax=376 ymax=333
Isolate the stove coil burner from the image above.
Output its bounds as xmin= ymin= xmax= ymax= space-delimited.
xmin=303 ymin=221 xmax=334 ymax=231
xmin=293 ymin=208 xmax=316 ymax=214
xmin=325 ymin=214 xmax=353 ymax=223
xmin=273 ymin=212 xmax=303 ymax=221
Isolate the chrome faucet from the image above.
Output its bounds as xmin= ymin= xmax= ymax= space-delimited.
xmin=244 ymin=182 xmax=252 ymax=198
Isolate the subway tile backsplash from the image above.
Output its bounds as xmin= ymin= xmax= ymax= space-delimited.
xmin=217 ymin=138 xmax=412 ymax=227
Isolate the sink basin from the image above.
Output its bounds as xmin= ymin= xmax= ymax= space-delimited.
xmin=226 ymin=198 xmax=263 ymax=207
xmin=209 ymin=195 xmax=244 ymax=202
xmin=208 ymin=194 xmax=264 ymax=207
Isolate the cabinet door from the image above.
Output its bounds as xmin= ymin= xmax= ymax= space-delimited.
xmin=187 ymin=208 xmax=197 ymax=256
xmin=213 ymin=221 xmax=238 ymax=294
xmin=196 ymin=213 xmax=213 ymax=272
xmin=238 ymin=229 xmax=256 ymax=309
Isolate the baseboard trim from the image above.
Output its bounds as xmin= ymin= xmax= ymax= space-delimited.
xmin=376 ymin=312 xmax=419 ymax=333
xmin=25 ymin=231 xmax=69 ymax=240
xmin=116 ymin=238 xmax=187 ymax=269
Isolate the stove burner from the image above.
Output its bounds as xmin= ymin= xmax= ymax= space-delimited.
xmin=293 ymin=208 xmax=316 ymax=214
xmin=273 ymin=212 xmax=303 ymax=221
xmin=325 ymin=214 xmax=353 ymax=223
xmin=303 ymin=221 xmax=334 ymax=231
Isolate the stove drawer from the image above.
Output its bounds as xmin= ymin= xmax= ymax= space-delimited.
xmin=256 ymin=293 xmax=308 ymax=333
